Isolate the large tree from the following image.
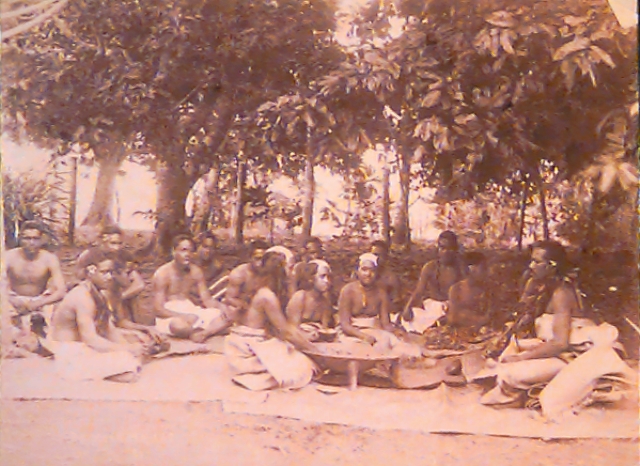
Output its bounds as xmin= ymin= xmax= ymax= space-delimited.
xmin=318 ymin=0 xmax=637 ymax=245
xmin=3 ymin=0 xmax=343 ymax=249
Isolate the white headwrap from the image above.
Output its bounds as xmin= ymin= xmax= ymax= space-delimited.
xmin=358 ymin=253 xmax=378 ymax=268
xmin=266 ymin=246 xmax=296 ymax=276
xmin=309 ymin=259 xmax=331 ymax=273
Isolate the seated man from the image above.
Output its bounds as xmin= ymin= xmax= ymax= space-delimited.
xmin=447 ymin=252 xmax=492 ymax=329
xmin=152 ymin=234 xmax=234 ymax=342
xmin=78 ymin=226 xmax=165 ymax=349
xmin=370 ymin=240 xmax=403 ymax=316
xmin=224 ymin=250 xmax=318 ymax=391
xmin=193 ymin=231 xmax=225 ymax=288
xmin=290 ymin=236 xmax=325 ymax=295
xmin=3 ymin=221 xmax=66 ymax=355
xmin=286 ymin=259 xmax=334 ymax=340
xmin=481 ymin=241 xmax=635 ymax=419
xmin=223 ymin=239 xmax=272 ymax=317
xmin=49 ymin=249 xmax=144 ymax=382
xmin=401 ymin=230 xmax=467 ymax=333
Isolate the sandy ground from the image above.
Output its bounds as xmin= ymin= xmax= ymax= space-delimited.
xmin=1 ymin=399 xmax=638 ymax=466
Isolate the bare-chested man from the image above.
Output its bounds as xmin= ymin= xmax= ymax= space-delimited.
xmin=2 ymin=221 xmax=66 ymax=355
xmin=50 ymin=249 xmax=144 ymax=382
xmin=338 ymin=253 xmax=395 ymax=345
xmin=193 ymin=232 xmax=224 ymax=288
xmin=481 ymin=241 xmax=635 ymax=417
xmin=286 ymin=260 xmax=334 ymax=339
xmin=223 ymin=239 xmax=272 ymax=316
xmin=225 ymin=249 xmax=318 ymax=391
xmin=78 ymin=226 xmax=164 ymax=348
xmin=289 ymin=236 xmax=325 ymax=295
xmin=152 ymin=235 xmax=234 ymax=342
xmin=401 ymin=230 xmax=467 ymax=333
xmin=370 ymin=240 xmax=402 ymax=316
xmin=447 ymin=252 xmax=492 ymax=329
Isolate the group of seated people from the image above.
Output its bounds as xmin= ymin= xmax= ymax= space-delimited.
xmin=2 ymin=221 xmax=635 ymax=415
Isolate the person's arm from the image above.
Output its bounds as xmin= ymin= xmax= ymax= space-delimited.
xmin=403 ymin=263 xmax=431 ymax=319
xmin=259 ymin=289 xmax=316 ymax=352
xmin=338 ymin=284 xmax=375 ymax=344
xmin=320 ymin=296 xmax=333 ymax=328
xmin=121 ymin=269 xmax=145 ymax=301
xmin=192 ymin=266 xmax=217 ymax=309
xmin=222 ymin=267 xmax=247 ymax=311
xmin=389 ymin=273 xmax=403 ymax=315
xmin=75 ymin=294 xmax=139 ymax=354
xmin=26 ymin=254 xmax=67 ymax=311
xmin=502 ymin=287 xmax=573 ymax=362
xmin=378 ymin=290 xmax=394 ymax=332
xmin=285 ymin=291 xmax=305 ymax=327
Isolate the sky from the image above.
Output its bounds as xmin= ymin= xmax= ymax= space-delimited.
xmin=1 ymin=0 xmax=442 ymax=241
xmin=2 ymin=136 xmax=441 ymax=240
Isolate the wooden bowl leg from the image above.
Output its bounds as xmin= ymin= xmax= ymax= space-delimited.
xmin=347 ymin=360 xmax=359 ymax=390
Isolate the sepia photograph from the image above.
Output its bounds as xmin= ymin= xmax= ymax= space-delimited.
xmin=1 ymin=0 xmax=638 ymax=464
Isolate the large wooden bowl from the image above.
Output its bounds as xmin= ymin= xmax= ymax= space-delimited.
xmin=303 ymin=342 xmax=400 ymax=389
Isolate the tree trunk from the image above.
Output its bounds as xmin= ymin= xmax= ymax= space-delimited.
xmin=394 ymin=151 xmax=411 ymax=249
xmin=537 ymin=172 xmax=549 ymax=240
xmin=156 ymin=161 xmax=191 ymax=259
xmin=582 ymin=185 xmax=600 ymax=253
xmin=517 ymin=179 xmax=528 ymax=251
xmin=381 ymin=159 xmax=391 ymax=245
xmin=301 ymin=156 xmax=315 ymax=240
xmin=81 ymin=144 xmax=125 ymax=228
xmin=233 ymin=159 xmax=247 ymax=245
xmin=68 ymin=156 xmax=78 ymax=244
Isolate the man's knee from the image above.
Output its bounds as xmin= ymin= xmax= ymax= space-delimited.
xmin=169 ymin=318 xmax=195 ymax=338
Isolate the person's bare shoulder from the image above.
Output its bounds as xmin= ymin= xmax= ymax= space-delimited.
xmin=229 ymin=263 xmax=250 ymax=280
xmin=340 ymin=281 xmax=360 ymax=297
xmin=288 ymin=290 xmax=306 ymax=307
xmin=551 ymin=283 xmax=578 ymax=311
xmin=4 ymin=248 xmax=21 ymax=264
xmin=41 ymin=249 xmax=62 ymax=265
xmin=189 ymin=263 xmax=205 ymax=277
xmin=152 ymin=262 xmax=173 ymax=281
xmin=63 ymin=283 xmax=93 ymax=309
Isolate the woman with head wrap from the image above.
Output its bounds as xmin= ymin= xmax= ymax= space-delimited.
xmin=285 ymin=260 xmax=334 ymax=340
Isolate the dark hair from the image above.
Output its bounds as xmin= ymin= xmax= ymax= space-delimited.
xmin=464 ymin=251 xmax=486 ymax=266
xmin=80 ymin=248 xmax=111 ymax=269
xmin=20 ymin=220 xmax=44 ymax=234
xmin=101 ymin=225 xmax=123 ymax=236
xmin=249 ymin=239 xmax=271 ymax=253
xmin=304 ymin=236 xmax=323 ymax=248
xmin=198 ymin=231 xmax=217 ymax=245
xmin=531 ymin=240 xmax=570 ymax=276
xmin=438 ymin=230 xmax=459 ymax=249
xmin=172 ymin=234 xmax=194 ymax=250
xmin=297 ymin=262 xmax=320 ymax=291
xmin=370 ymin=240 xmax=389 ymax=253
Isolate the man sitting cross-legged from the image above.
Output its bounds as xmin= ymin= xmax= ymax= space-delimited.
xmin=77 ymin=226 xmax=167 ymax=351
xmin=49 ymin=249 xmax=144 ymax=382
xmin=224 ymin=250 xmax=318 ymax=391
xmin=286 ymin=259 xmax=334 ymax=340
xmin=446 ymin=251 xmax=493 ymax=330
xmin=401 ymin=230 xmax=467 ymax=333
xmin=2 ymin=221 xmax=67 ymax=357
xmin=152 ymin=234 xmax=235 ymax=343
xmin=480 ymin=241 xmax=636 ymax=418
